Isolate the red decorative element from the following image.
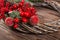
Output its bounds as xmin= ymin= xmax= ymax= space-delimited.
xmin=0 ymin=12 xmax=5 ymax=19
xmin=1 ymin=7 xmax=5 ymax=12
xmin=13 ymin=4 xmax=17 ymax=9
xmin=5 ymin=17 xmax=14 ymax=26
xmin=21 ymin=6 xmax=26 ymax=12
xmin=1 ymin=7 xmax=8 ymax=13
xmin=26 ymin=7 xmax=29 ymax=11
xmin=22 ymin=0 xmax=25 ymax=2
xmin=20 ymin=12 xmax=24 ymax=17
xmin=0 ymin=16 xmax=3 ymax=19
xmin=0 ymin=0 xmax=38 ymax=27
xmin=9 ymin=6 xmax=13 ymax=11
xmin=5 ymin=7 xmax=9 ymax=12
xmin=14 ymin=18 xmax=19 ymax=23
xmin=0 ymin=0 xmax=4 ymax=3
xmin=18 ymin=8 xmax=22 ymax=12
xmin=24 ymin=12 xmax=31 ymax=18
xmin=25 ymin=3 xmax=31 ymax=7
xmin=0 ymin=13 xmax=3 ymax=19
xmin=14 ymin=24 xmax=18 ymax=28
xmin=31 ymin=7 xmax=36 ymax=14
xmin=30 ymin=15 xmax=39 ymax=25
xmin=2 ymin=14 xmax=5 ymax=18
xmin=6 ymin=2 xmax=10 ymax=7
xmin=0 ymin=0 xmax=4 ymax=7
xmin=22 ymin=17 xmax=28 ymax=23
xmin=26 ymin=7 xmax=31 ymax=13
xmin=19 ymin=2 xmax=24 ymax=7
xmin=0 ymin=3 xmax=4 ymax=7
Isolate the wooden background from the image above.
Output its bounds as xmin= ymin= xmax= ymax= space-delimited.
xmin=0 ymin=7 xmax=60 ymax=40
xmin=0 ymin=0 xmax=60 ymax=40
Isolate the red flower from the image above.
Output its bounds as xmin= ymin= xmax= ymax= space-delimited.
xmin=5 ymin=17 xmax=14 ymax=26
xmin=30 ymin=15 xmax=39 ymax=25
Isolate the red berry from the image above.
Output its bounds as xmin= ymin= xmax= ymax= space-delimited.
xmin=31 ymin=7 xmax=36 ymax=14
xmin=9 ymin=6 xmax=13 ymax=11
xmin=14 ymin=24 xmax=18 ymax=28
xmin=18 ymin=8 xmax=22 ymax=12
xmin=13 ymin=4 xmax=17 ymax=9
xmin=20 ymin=12 xmax=24 ymax=17
xmin=5 ymin=7 xmax=9 ymax=12
xmin=19 ymin=2 xmax=24 ymax=7
xmin=14 ymin=18 xmax=19 ymax=23
xmin=24 ymin=12 xmax=31 ymax=18
xmin=22 ymin=17 xmax=28 ymax=23
xmin=25 ymin=7 xmax=31 ymax=13
xmin=30 ymin=15 xmax=39 ymax=25
xmin=22 ymin=6 xmax=26 ymax=11
xmin=27 ymin=7 xmax=30 ymax=11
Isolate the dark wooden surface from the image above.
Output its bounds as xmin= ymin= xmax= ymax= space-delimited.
xmin=0 ymin=7 xmax=60 ymax=40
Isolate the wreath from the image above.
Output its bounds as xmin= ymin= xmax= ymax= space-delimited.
xmin=0 ymin=0 xmax=60 ymax=34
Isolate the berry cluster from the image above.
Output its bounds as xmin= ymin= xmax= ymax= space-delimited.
xmin=0 ymin=0 xmax=39 ymax=28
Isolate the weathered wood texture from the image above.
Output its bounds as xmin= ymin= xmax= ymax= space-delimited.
xmin=0 ymin=7 xmax=60 ymax=40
